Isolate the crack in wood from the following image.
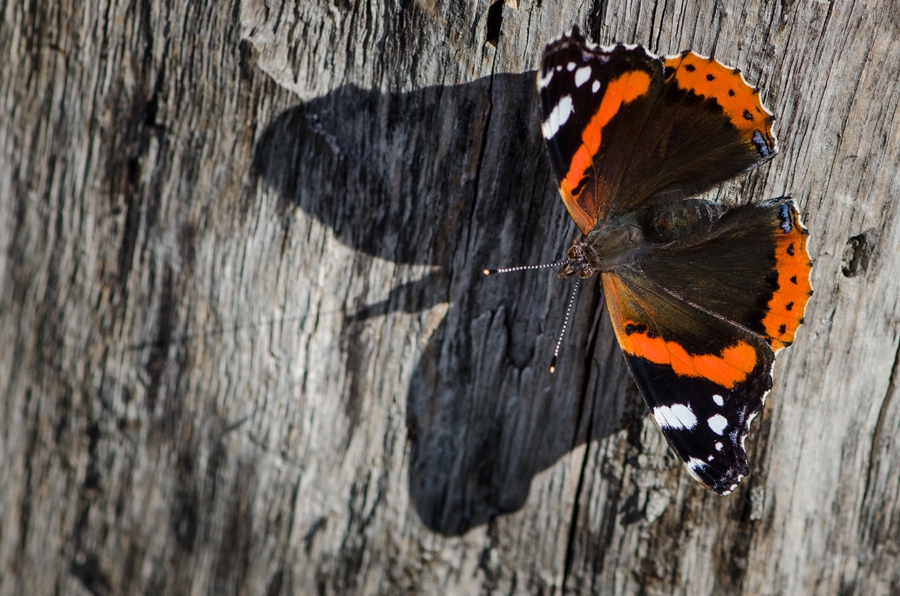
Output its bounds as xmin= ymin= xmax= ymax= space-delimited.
xmin=485 ymin=1 xmax=505 ymax=47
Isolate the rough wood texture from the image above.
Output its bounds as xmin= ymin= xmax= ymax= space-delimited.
xmin=2 ymin=0 xmax=899 ymax=594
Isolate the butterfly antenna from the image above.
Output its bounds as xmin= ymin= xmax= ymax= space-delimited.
xmin=549 ymin=277 xmax=581 ymax=373
xmin=483 ymin=260 xmax=567 ymax=276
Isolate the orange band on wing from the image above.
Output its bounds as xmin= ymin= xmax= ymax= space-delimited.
xmin=664 ymin=53 xmax=776 ymax=152
xmin=560 ymin=70 xmax=652 ymax=233
xmin=603 ymin=273 xmax=758 ymax=388
xmin=762 ymin=208 xmax=813 ymax=351
xmin=618 ymin=323 xmax=757 ymax=389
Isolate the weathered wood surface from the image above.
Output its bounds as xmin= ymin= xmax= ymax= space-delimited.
xmin=1 ymin=0 xmax=899 ymax=594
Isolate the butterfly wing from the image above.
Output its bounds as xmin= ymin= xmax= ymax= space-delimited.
xmin=538 ymin=28 xmax=778 ymax=226
xmin=639 ymin=198 xmax=813 ymax=352
xmin=537 ymin=31 xmax=663 ymax=233
xmin=602 ymin=199 xmax=811 ymax=494
xmin=611 ymin=51 xmax=778 ymax=212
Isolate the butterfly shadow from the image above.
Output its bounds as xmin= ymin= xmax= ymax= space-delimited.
xmin=252 ymin=74 xmax=638 ymax=536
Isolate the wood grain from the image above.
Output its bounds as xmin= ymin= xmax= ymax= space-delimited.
xmin=1 ymin=0 xmax=898 ymax=594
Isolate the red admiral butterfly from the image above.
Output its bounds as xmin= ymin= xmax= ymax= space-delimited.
xmin=532 ymin=27 xmax=812 ymax=495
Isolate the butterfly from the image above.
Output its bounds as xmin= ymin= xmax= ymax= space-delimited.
xmin=536 ymin=27 xmax=812 ymax=494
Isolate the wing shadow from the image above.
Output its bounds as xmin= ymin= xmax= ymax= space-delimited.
xmin=252 ymin=73 xmax=637 ymax=536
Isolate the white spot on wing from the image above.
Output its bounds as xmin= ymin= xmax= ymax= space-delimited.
xmin=537 ymin=68 xmax=554 ymax=89
xmin=574 ymin=66 xmax=592 ymax=87
xmin=541 ymin=95 xmax=573 ymax=139
xmin=708 ymin=414 xmax=729 ymax=436
xmin=566 ymin=61 xmax=576 ymax=71
xmin=592 ymin=80 xmax=601 ymax=93
xmin=687 ymin=457 xmax=708 ymax=473
xmin=684 ymin=457 xmax=709 ymax=484
xmin=653 ymin=404 xmax=697 ymax=430
xmin=715 ymin=441 xmax=724 ymax=451
xmin=712 ymin=394 xmax=724 ymax=406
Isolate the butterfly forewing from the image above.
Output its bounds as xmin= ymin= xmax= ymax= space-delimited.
xmin=538 ymin=34 xmax=662 ymax=233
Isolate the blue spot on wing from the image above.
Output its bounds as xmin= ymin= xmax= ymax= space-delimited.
xmin=752 ymin=129 xmax=771 ymax=157
xmin=779 ymin=204 xmax=792 ymax=233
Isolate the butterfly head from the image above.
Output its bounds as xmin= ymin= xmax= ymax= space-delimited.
xmin=558 ymin=216 xmax=647 ymax=279
xmin=557 ymin=240 xmax=598 ymax=279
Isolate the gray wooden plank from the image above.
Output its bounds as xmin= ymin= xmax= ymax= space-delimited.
xmin=0 ymin=0 xmax=898 ymax=594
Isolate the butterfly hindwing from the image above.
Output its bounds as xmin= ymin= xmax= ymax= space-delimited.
xmin=610 ymin=52 xmax=778 ymax=211
xmin=638 ymin=198 xmax=813 ymax=352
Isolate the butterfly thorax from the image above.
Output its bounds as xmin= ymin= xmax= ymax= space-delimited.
xmin=557 ymin=200 xmax=727 ymax=279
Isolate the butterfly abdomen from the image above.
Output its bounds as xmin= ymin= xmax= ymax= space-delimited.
xmin=642 ymin=199 xmax=727 ymax=243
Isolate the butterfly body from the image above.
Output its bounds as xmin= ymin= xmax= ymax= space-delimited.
xmin=559 ymin=199 xmax=730 ymax=279
xmin=537 ymin=27 xmax=813 ymax=495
